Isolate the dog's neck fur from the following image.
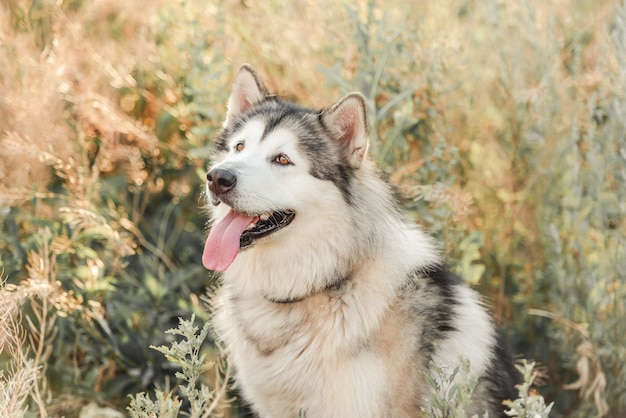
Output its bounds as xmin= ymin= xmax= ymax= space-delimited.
xmin=263 ymin=274 xmax=349 ymax=304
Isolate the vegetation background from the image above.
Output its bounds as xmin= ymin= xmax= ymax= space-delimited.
xmin=0 ymin=0 xmax=624 ymax=416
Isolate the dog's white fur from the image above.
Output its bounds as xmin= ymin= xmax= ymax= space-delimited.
xmin=206 ymin=65 xmax=512 ymax=417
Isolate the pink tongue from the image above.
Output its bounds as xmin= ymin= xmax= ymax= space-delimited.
xmin=202 ymin=210 xmax=256 ymax=272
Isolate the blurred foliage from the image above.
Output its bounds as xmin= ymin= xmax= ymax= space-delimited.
xmin=0 ymin=0 xmax=625 ymax=417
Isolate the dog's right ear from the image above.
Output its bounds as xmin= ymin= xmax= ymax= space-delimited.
xmin=321 ymin=93 xmax=370 ymax=169
xmin=224 ymin=64 xmax=268 ymax=128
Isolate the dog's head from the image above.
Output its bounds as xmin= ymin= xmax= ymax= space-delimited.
xmin=202 ymin=64 xmax=370 ymax=272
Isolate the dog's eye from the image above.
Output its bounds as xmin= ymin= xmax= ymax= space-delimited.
xmin=235 ymin=142 xmax=245 ymax=152
xmin=274 ymin=154 xmax=292 ymax=166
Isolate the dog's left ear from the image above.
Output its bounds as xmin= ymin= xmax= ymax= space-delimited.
xmin=321 ymin=93 xmax=370 ymax=168
xmin=224 ymin=64 xmax=269 ymax=129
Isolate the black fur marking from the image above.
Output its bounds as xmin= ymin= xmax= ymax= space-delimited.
xmin=260 ymin=104 xmax=308 ymax=141
xmin=405 ymin=264 xmax=460 ymax=363
xmin=330 ymin=163 xmax=355 ymax=205
xmin=312 ymin=112 xmax=358 ymax=204
xmin=297 ymin=126 xmax=356 ymax=205
xmin=214 ymin=128 xmax=233 ymax=153
xmin=478 ymin=330 xmax=523 ymax=417
xmin=425 ymin=265 xmax=462 ymax=334
xmin=407 ymin=265 xmax=521 ymax=416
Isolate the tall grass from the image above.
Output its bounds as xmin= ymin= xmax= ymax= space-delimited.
xmin=0 ymin=0 xmax=624 ymax=416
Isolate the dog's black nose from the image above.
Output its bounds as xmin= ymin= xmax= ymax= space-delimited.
xmin=207 ymin=168 xmax=237 ymax=196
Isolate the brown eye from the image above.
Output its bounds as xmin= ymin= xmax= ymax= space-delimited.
xmin=235 ymin=142 xmax=245 ymax=152
xmin=274 ymin=154 xmax=291 ymax=166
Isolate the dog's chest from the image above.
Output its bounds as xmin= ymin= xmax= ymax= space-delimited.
xmin=214 ymin=288 xmax=426 ymax=417
xmin=217 ymin=295 xmax=387 ymax=416
xmin=217 ymin=290 xmax=346 ymax=356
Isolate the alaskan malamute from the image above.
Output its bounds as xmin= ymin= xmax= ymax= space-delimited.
xmin=202 ymin=64 xmax=520 ymax=417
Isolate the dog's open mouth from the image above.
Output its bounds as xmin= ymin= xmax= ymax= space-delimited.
xmin=240 ymin=210 xmax=296 ymax=249
xmin=202 ymin=209 xmax=295 ymax=272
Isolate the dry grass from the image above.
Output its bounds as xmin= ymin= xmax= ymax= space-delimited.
xmin=0 ymin=280 xmax=42 ymax=418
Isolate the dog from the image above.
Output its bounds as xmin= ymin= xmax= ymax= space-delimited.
xmin=202 ymin=64 xmax=520 ymax=417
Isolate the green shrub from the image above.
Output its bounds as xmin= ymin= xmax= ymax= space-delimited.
xmin=423 ymin=359 xmax=553 ymax=418
xmin=127 ymin=315 xmax=230 ymax=418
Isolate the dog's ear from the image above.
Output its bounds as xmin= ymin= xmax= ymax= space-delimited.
xmin=321 ymin=93 xmax=370 ymax=168
xmin=224 ymin=64 xmax=268 ymax=128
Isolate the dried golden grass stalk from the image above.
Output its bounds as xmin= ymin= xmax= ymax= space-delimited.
xmin=0 ymin=358 xmax=40 ymax=418
xmin=563 ymin=342 xmax=609 ymax=418
xmin=73 ymin=92 xmax=157 ymax=153
xmin=0 ymin=226 xmax=111 ymax=417
xmin=1 ymin=0 xmax=161 ymax=199
xmin=529 ymin=309 xmax=609 ymax=417
xmin=0 ymin=277 xmax=46 ymax=418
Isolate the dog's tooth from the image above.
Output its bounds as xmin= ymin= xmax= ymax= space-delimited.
xmin=260 ymin=213 xmax=270 ymax=221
